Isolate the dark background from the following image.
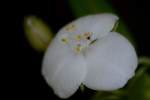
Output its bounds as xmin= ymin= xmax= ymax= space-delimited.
xmin=3 ymin=0 xmax=150 ymax=99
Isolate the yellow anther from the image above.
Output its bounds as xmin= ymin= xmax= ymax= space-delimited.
xmin=74 ymin=44 xmax=82 ymax=53
xmin=83 ymin=32 xmax=91 ymax=40
xmin=65 ymin=24 xmax=75 ymax=32
xmin=61 ymin=38 xmax=68 ymax=44
xmin=75 ymin=35 xmax=81 ymax=41
xmin=84 ymin=32 xmax=90 ymax=37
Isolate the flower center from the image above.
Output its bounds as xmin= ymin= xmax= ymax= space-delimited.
xmin=60 ymin=32 xmax=97 ymax=54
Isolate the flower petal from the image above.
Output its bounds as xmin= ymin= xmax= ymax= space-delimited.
xmin=42 ymin=35 xmax=87 ymax=98
xmin=59 ymin=13 xmax=118 ymax=39
xmin=83 ymin=32 xmax=137 ymax=90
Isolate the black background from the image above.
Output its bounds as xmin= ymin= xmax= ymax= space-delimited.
xmin=3 ymin=0 xmax=150 ymax=100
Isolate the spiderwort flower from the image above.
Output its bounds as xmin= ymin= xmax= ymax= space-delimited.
xmin=42 ymin=13 xmax=138 ymax=99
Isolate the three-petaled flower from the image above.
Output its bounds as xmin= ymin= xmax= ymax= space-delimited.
xmin=42 ymin=13 xmax=138 ymax=99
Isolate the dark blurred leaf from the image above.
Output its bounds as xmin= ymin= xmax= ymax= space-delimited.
xmin=90 ymin=90 xmax=126 ymax=100
xmin=128 ymin=67 xmax=150 ymax=100
xmin=69 ymin=0 xmax=114 ymax=17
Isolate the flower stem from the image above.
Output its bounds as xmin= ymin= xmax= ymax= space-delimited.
xmin=139 ymin=56 xmax=150 ymax=66
xmin=80 ymin=84 xmax=85 ymax=92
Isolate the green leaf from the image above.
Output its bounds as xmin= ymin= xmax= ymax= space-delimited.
xmin=69 ymin=0 xmax=114 ymax=17
xmin=128 ymin=73 xmax=150 ymax=100
xmin=90 ymin=91 xmax=125 ymax=100
xmin=24 ymin=16 xmax=53 ymax=52
xmin=68 ymin=0 xmax=135 ymax=45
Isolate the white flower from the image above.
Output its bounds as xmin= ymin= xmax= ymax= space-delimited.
xmin=41 ymin=13 xmax=138 ymax=99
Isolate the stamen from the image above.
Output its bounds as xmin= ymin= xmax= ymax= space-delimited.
xmin=60 ymin=31 xmax=96 ymax=54
xmin=83 ymin=32 xmax=92 ymax=40
xmin=75 ymin=35 xmax=81 ymax=41
xmin=74 ymin=44 xmax=82 ymax=53
xmin=65 ymin=24 xmax=75 ymax=32
xmin=90 ymin=39 xmax=98 ymax=45
xmin=61 ymin=37 xmax=68 ymax=44
xmin=87 ymin=36 xmax=91 ymax=40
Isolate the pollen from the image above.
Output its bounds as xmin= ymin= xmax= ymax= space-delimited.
xmin=74 ymin=44 xmax=83 ymax=53
xmin=83 ymin=32 xmax=92 ymax=40
xmin=65 ymin=24 xmax=75 ymax=32
xmin=61 ymin=37 xmax=68 ymax=44
xmin=75 ymin=35 xmax=82 ymax=41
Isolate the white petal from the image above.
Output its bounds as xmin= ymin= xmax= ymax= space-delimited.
xmin=42 ymin=35 xmax=87 ymax=98
xmin=59 ymin=13 xmax=118 ymax=39
xmin=83 ymin=32 xmax=137 ymax=90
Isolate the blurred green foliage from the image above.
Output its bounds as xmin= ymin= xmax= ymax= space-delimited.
xmin=128 ymin=72 xmax=150 ymax=100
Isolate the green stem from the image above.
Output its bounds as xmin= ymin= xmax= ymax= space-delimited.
xmin=80 ymin=84 xmax=85 ymax=92
xmin=139 ymin=56 xmax=150 ymax=65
